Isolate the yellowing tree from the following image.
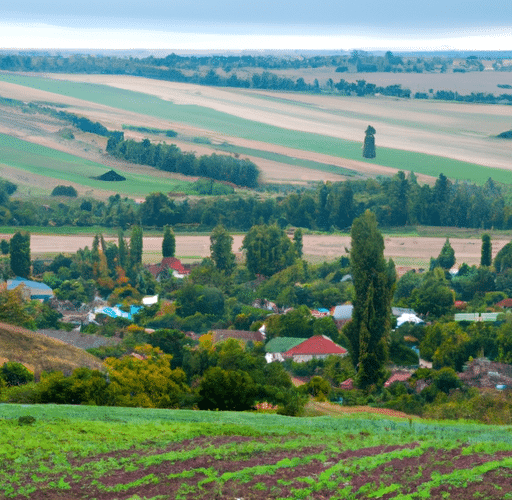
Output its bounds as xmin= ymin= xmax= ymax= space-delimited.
xmin=105 ymin=345 xmax=188 ymax=408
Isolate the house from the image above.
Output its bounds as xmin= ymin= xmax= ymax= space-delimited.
xmin=6 ymin=277 xmax=54 ymax=301
xmin=384 ymin=370 xmax=413 ymax=387
xmin=282 ymin=335 xmax=348 ymax=363
xmin=211 ymin=329 xmax=265 ymax=346
xmin=495 ymin=298 xmax=512 ymax=309
xmin=146 ymin=257 xmax=190 ymax=280
xmin=330 ymin=304 xmax=353 ymax=328
xmin=459 ymin=357 xmax=512 ymax=389
xmin=339 ymin=378 xmax=354 ymax=390
xmin=265 ymin=337 xmax=308 ymax=363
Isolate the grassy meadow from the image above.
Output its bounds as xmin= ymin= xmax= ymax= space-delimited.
xmin=1 ymin=73 xmax=510 ymax=186
xmin=0 ymin=133 xmax=196 ymax=197
xmin=0 ymin=404 xmax=511 ymax=499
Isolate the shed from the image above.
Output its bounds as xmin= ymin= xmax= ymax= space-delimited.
xmin=7 ymin=277 xmax=54 ymax=300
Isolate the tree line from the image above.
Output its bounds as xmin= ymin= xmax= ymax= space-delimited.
xmin=2 ymin=172 xmax=512 ymax=230
xmin=106 ymin=136 xmax=260 ymax=188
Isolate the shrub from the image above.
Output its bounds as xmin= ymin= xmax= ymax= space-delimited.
xmin=51 ymin=185 xmax=78 ymax=197
xmin=1 ymin=362 xmax=34 ymax=386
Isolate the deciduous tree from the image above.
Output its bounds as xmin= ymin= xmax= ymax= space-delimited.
xmin=210 ymin=224 xmax=235 ymax=272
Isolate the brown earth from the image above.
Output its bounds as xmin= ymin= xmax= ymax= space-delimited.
xmin=11 ymin=433 xmax=512 ymax=500
xmin=3 ymin=72 xmax=512 ymax=188
xmin=0 ymin=232 xmax=507 ymax=267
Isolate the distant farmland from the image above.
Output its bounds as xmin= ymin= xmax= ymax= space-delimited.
xmin=0 ymin=72 xmax=511 ymax=186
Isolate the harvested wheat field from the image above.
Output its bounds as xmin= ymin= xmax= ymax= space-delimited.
xmin=1 ymin=72 xmax=512 ymax=189
xmin=3 ymin=232 xmax=508 ymax=268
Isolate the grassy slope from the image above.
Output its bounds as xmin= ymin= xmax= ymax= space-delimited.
xmin=0 ymin=133 xmax=196 ymax=197
xmin=0 ymin=322 xmax=104 ymax=377
xmin=0 ymin=73 xmax=509 ymax=185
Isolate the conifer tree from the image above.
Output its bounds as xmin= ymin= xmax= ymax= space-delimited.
xmin=362 ymin=125 xmax=376 ymax=158
xmin=118 ymin=229 xmax=127 ymax=268
xmin=437 ymin=238 xmax=456 ymax=270
xmin=162 ymin=226 xmax=176 ymax=258
xmin=9 ymin=231 xmax=30 ymax=278
xmin=130 ymin=225 xmax=143 ymax=266
xmin=481 ymin=233 xmax=492 ymax=267
xmin=293 ymin=228 xmax=303 ymax=258
xmin=345 ymin=210 xmax=393 ymax=389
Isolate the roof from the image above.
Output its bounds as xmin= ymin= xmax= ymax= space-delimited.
xmin=7 ymin=277 xmax=53 ymax=298
xmin=339 ymin=378 xmax=354 ymax=390
xmin=283 ymin=335 xmax=347 ymax=357
xmin=146 ymin=257 xmax=189 ymax=278
xmin=392 ymin=307 xmax=417 ymax=317
xmin=212 ymin=329 xmax=265 ymax=345
xmin=265 ymin=337 xmax=307 ymax=353
xmin=331 ymin=305 xmax=353 ymax=320
xmin=495 ymin=298 xmax=512 ymax=308
xmin=384 ymin=371 xmax=413 ymax=387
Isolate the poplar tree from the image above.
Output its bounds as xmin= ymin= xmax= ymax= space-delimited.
xmin=9 ymin=231 xmax=30 ymax=278
xmin=162 ymin=226 xmax=176 ymax=258
xmin=481 ymin=233 xmax=492 ymax=267
xmin=130 ymin=225 xmax=143 ymax=266
xmin=345 ymin=210 xmax=393 ymax=390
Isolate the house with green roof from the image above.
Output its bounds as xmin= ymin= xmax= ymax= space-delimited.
xmin=265 ymin=337 xmax=307 ymax=363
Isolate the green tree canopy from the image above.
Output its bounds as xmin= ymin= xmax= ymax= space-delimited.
xmin=9 ymin=231 xmax=30 ymax=278
xmin=210 ymin=224 xmax=235 ymax=272
xmin=481 ymin=233 xmax=492 ymax=267
xmin=345 ymin=210 xmax=393 ymax=389
xmin=162 ymin=226 xmax=176 ymax=258
xmin=129 ymin=225 xmax=143 ymax=267
xmin=436 ymin=238 xmax=456 ymax=270
xmin=362 ymin=125 xmax=376 ymax=159
xmin=242 ymin=224 xmax=297 ymax=277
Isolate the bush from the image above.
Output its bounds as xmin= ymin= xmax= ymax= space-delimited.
xmin=51 ymin=185 xmax=78 ymax=197
xmin=1 ymin=362 xmax=34 ymax=386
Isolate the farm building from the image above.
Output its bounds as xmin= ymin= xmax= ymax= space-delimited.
xmin=6 ymin=277 xmax=53 ymax=300
xmin=281 ymin=335 xmax=348 ymax=363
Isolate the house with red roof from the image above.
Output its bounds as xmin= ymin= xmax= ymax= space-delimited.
xmin=146 ymin=257 xmax=190 ymax=280
xmin=384 ymin=370 xmax=413 ymax=388
xmin=495 ymin=298 xmax=512 ymax=309
xmin=282 ymin=335 xmax=348 ymax=363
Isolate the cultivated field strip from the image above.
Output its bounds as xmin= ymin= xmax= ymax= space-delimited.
xmin=2 ymin=417 xmax=512 ymax=499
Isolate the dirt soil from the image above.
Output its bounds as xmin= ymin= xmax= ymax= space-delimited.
xmin=11 ymin=434 xmax=512 ymax=499
xmin=0 ymin=233 xmax=507 ymax=267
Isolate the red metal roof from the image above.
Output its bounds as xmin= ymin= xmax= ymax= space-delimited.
xmin=283 ymin=335 xmax=347 ymax=357
xmin=146 ymin=257 xmax=189 ymax=278
xmin=495 ymin=298 xmax=512 ymax=309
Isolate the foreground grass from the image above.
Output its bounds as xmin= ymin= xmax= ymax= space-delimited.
xmin=0 ymin=73 xmax=508 ymax=185
xmin=0 ymin=404 xmax=511 ymax=499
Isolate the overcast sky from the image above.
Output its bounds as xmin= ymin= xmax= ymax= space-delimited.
xmin=1 ymin=0 xmax=511 ymax=51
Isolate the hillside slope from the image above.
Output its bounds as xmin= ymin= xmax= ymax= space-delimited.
xmin=0 ymin=322 xmax=104 ymax=378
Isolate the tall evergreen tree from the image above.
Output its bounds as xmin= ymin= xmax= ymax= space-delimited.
xmin=210 ymin=224 xmax=235 ymax=272
xmin=481 ymin=233 xmax=492 ymax=267
xmin=345 ymin=210 xmax=393 ymax=390
xmin=162 ymin=226 xmax=176 ymax=258
xmin=293 ymin=228 xmax=303 ymax=258
xmin=130 ymin=225 xmax=143 ymax=267
xmin=118 ymin=229 xmax=127 ymax=268
xmin=437 ymin=238 xmax=456 ymax=270
xmin=9 ymin=231 xmax=30 ymax=278
xmin=362 ymin=125 xmax=376 ymax=158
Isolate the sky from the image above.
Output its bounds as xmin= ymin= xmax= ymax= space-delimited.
xmin=1 ymin=0 xmax=512 ymax=52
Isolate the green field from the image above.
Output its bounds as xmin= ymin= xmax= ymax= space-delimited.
xmin=0 ymin=133 xmax=195 ymax=197
xmin=0 ymin=404 xmax=511 ymax=499
xmin=1 ymin=73 xmax=509 ymax=185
